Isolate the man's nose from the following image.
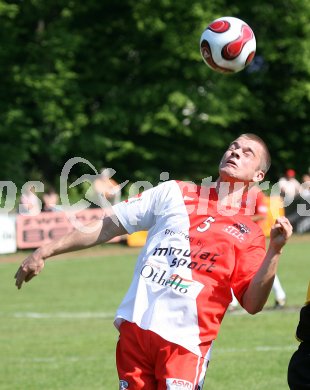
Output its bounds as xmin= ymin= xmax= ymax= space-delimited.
xmin=231 ymin=149 xmax=241 ymax=158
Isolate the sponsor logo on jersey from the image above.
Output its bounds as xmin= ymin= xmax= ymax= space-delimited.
xmin=168 ymin=274 xmax=192 ymax=289
xmin=233 ymin=222 xmax=251 ymax=234
xmin=140 ymin=266 xmax=190 ymax=294
xmin=119 ymin=379 xmax=129 ymax=389
xmin=140 ymin=265 xmax=204 ymax=297
xmin=152 ymin=245 xmax=220 ymax=273
xmin=223 ymin=222 xmax=251 ymax=242
xmin=166 ymin=378 xmax=193 ymax=389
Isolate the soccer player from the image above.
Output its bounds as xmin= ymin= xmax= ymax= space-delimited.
xmin=14 ymin=133 xmax=293 ymax=390
xmin=287 ymin=282 xmax=310 ymax=390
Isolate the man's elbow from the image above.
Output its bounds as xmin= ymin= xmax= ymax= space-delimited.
xmin=244 ymin=305 xmax=263 ymax=315
xmin=241 ymin=297 xmax=265 ymax=315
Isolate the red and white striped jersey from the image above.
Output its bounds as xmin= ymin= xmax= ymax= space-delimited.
xmin=113 ymin=180 xmax=266 ymax=358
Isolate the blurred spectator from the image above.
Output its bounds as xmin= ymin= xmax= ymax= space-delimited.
xmin=19 ymin=184 xmax=41 ymax=215
xmin=287 ymin=282 xmax=310 ymax=390
xmin=42 ymin=187 xmax=60 ymax=212
xmin=92 ymin=168 xmax=121 ymax=207
xmin=300 ymin=174 xmax=310 ymax=198
xmin=278 ymin=169 xmax=301 ymax=206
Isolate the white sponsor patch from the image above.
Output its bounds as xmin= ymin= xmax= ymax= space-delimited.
xmin=166 ymin=378 xmax=193 ymax=389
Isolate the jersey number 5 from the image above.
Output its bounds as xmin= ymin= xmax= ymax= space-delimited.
xmin=197 ymin=216 xmax=215 ymax=232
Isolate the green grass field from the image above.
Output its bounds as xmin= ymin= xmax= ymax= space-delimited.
xmin=0 ymin=236 xmax=309 ymax=390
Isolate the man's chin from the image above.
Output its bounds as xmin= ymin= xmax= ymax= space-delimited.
xmin=219 ymin=168 xmax=238 ymax=180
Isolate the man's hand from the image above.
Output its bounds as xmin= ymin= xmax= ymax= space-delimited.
xmin=269 ymin=216 xmax=293 ymax=253
xmin=14 ymin=250 xmax=45 ymax=290
xmin=13 ymin=213 xmax=126 ymax=290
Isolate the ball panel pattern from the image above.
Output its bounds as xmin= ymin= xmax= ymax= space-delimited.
xmin=200 ymin=40 xmax=234 ymax=73
xmin=221 ymin=24 xmax=254 ymax=61
xmin=245 ymin=51 xmax=255 ymax=66
xmin=207 ymin=20 xmax=230 ymax=33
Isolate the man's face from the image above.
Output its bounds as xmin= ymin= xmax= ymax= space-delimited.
xmin=219 ymin=136 xmax=265 ymax=183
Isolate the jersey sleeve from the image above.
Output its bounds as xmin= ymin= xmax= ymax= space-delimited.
xmin=112 ymin=181 xmax=174 ymax=234
xmin=231 ymin=232 xmax=266 ymax=303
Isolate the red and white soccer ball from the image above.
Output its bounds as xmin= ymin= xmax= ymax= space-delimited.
xmin=200 ymin=16 xmax=256 ymax=73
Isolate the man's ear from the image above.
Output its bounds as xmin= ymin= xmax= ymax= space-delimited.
xmin=253 ymin=170 xmax=265 ymax=183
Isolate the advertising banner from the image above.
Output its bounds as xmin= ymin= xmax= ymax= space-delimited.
xmin=16 ymin=208 xmax=122 ymax=249
xmin=0 ymin=214 xmax=17 ymax=254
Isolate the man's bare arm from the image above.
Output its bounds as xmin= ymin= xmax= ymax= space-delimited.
xmin=241 ymin=216 xmax=292 ymax=314
xmin=14 ymin=209 xmax=127 ymax=289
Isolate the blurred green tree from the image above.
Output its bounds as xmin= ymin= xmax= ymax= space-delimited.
xmin=0 ymin=0 xmax=309 ymax=196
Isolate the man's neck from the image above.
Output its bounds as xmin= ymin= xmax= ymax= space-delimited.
xmin=215 ymin=178 xmax=249 ymax=208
